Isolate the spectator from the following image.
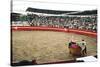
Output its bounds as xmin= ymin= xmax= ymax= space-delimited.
xmin=17 ymin=13 xmax=97 ymax=32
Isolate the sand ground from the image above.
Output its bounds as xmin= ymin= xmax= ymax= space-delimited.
xmin=12 ymin=31 xmax=97 ymax=64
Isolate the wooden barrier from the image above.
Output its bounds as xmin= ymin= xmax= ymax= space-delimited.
xmin=11 ymin=26 xmax=97 ymax=38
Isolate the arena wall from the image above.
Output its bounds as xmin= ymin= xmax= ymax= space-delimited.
xmin=12 ymin=26 xmax=97 ymax=38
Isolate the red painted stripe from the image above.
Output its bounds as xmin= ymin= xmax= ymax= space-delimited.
xmin=11 ymin=26 xmax=97 ymax=38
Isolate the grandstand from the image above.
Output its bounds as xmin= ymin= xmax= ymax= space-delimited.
xmin=11 ymin=8 xmax=97 ymax=32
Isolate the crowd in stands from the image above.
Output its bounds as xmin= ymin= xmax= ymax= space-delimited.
xmin=27 ymin=14 xmax=97 ymax=32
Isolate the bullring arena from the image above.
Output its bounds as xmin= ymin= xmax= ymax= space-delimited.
xmin=11 ymin=7 xmax=97 ymax=65
xmin=12 ymin=26 xmax=97 ymax=64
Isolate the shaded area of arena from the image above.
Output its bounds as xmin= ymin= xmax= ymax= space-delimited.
xmin=12 ymin=31 xmax=97 ymax=64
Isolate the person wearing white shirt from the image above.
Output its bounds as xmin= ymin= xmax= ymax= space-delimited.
xmin=79 ymin=39 xmax=87 ymax=56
